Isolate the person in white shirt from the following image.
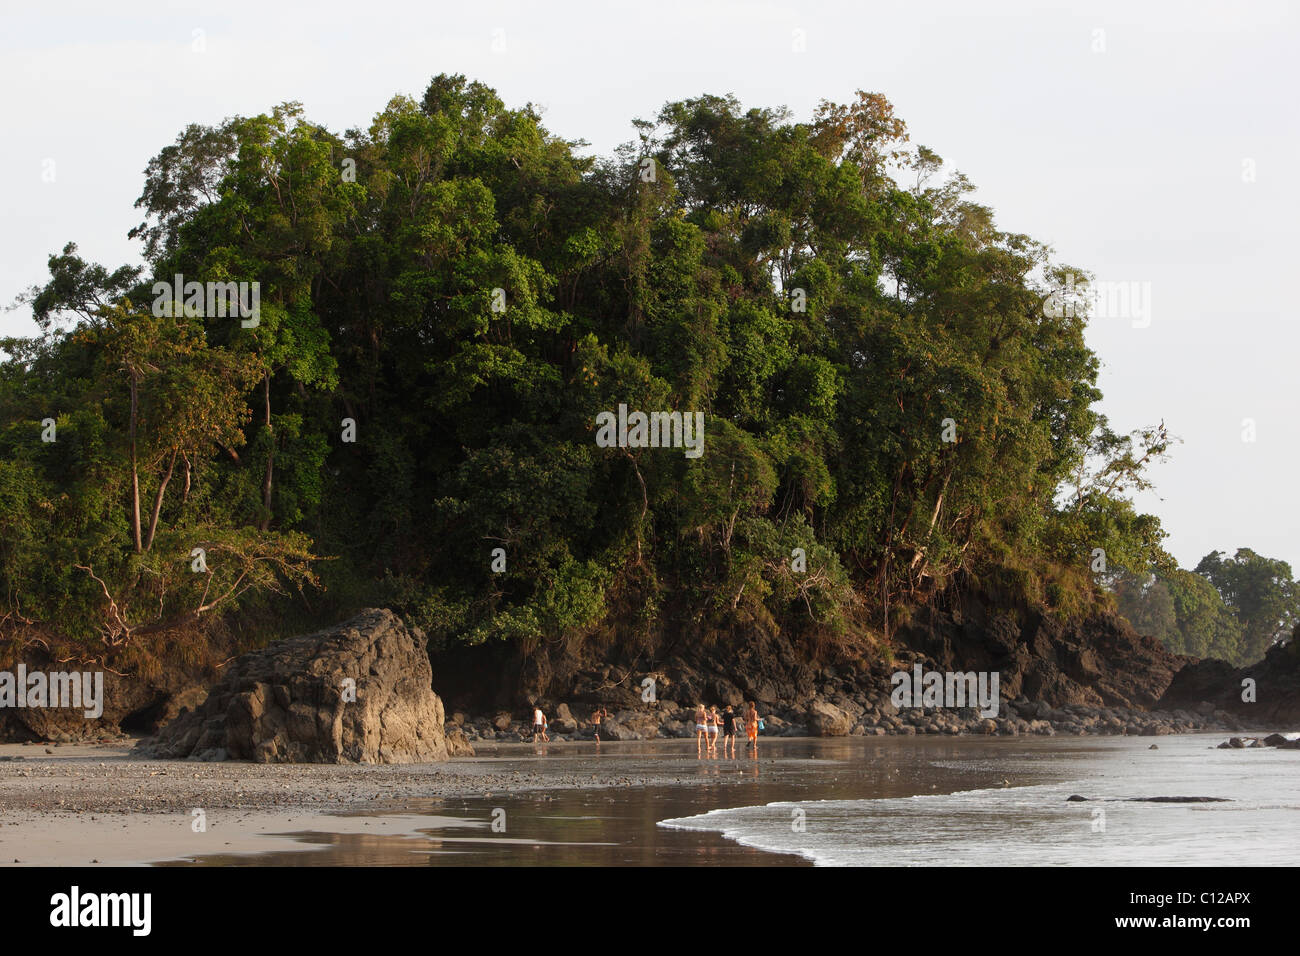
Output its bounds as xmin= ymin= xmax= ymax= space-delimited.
xmin=532 ymin=706 xmax=547 ymax=743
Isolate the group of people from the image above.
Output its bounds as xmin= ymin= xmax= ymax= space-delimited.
xmin=528 ymin=702 xmax=765 ymax=754
xmin=531 ymin=705 xmax=613 ymax=743
xmin=694 ymin=702 xmax=763 ymax=757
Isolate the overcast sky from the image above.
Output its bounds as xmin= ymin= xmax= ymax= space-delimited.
xmin=2 ymin=0 xmax=1296 ymax=572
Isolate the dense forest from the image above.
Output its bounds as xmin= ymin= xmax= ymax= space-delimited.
xmin=0 ymin=74 xmax=1293 ymax=676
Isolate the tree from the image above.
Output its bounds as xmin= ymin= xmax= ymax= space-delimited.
xmin=3 ymin=75 xmax=1182 ymax=671
xmin=1196 ymin=549 xmax=1300 ymax=664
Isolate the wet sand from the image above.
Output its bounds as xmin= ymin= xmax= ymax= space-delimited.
xmin=0 ymin=736 xmax=1091 ymax=865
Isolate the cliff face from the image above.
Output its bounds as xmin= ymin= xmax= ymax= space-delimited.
xmin=893 ymin=590 xmax=1188 ymax=710
xmin=0 ymin=647 xmax=203 ymax=744
xmin=431 ymin=587 xmax=1192 ymax=715
xmin=8 ymin=586 xmax=1271 ymax=746
xmin=1159 ymin=639 xmax=1300 ymax=724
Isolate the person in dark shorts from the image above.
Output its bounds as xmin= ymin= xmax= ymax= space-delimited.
xmin=591 ymin=706 xmax=608 ymax=742
xmin=721 ymin=704 xmax=738 ymax=757
xmin=532 ymin=705 xmax=547 ymax=743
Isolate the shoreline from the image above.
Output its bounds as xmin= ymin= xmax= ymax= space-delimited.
xmin=1 ymin=732 xmax=1273 ymax=866
xmin=452 ymin=700 xmax=1255 ymax=747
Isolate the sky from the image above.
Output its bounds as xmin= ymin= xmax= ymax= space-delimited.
xmin=1 ymin=0 xmax=1296 ymax=571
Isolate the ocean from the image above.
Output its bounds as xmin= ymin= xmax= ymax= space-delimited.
xmin=659 ymin=733 xmax=1300 ymax=866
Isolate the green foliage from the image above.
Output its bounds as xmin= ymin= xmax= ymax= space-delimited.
xmin=1112 ymin=548 xmax=1300 ymax=666
xmin=1 ymin=75 xmax=1189 ymax=668
xmin=1195 ymin=549 xmax=1299 ymax=663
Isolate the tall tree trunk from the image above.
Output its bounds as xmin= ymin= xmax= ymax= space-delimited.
xmin=259 ymin=372 xmax=273 ymax=531
xmin=143 ymin=448 xmax=178 ymax=552
xmin=130 ymin=372 xmax=142 ymax=553
xmin=880 ymin=461 xmax=906 ymax=640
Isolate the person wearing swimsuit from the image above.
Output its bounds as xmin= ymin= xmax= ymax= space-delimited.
xmin=744 ymin=701 xmax=759 ymax=753
xmin=707 ymin=706 xmax=720 ymax=755
xmin=695 ymin=703 xmax=708 ymax=756
xmin=591 ymin=706 xmax=608 ymax=742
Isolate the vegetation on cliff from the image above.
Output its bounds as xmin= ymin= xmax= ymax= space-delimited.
xmin=1 ymin=74 xmax=1264 ymax=674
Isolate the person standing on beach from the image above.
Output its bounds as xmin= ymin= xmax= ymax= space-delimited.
xmin=744 ymin=701 xmax=759 ymax=754
xmin=533 ymin=705 xmax=546 ymax=744
xmin=591 ymin=706 xmax=608 ymax=742
xmin=695 ymin=703 xmax=708 ymax=756
xmin=722 ymin=704 xmax=737 ymax=758
xmin=707 ymin=706 xmax=720 ymax=755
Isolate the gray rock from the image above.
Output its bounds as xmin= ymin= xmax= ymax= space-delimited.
xmin=139 ymin=609 xmax=454 ymax=764
xmin=807 ymin=700 xmax=853 ymax=736
xmin=444 ymin=725 xmax=475 ymax=757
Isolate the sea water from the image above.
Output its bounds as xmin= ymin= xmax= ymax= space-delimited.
xmin=659 ymin=733 xmax=1300 ymax=866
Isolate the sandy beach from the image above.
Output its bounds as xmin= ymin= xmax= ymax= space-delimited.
xmin=6 ymin=732 xmax=1291 ymax=866
xmin=0 ymin=736 xmax=768 ymax=865
xmin=0 ymin=735 xmax=1091 ymax=866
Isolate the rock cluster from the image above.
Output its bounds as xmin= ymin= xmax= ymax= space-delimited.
xmin=140 ymin=609 xmax=462 ymax=763
xmin=449 ymin=676 xmax=1241 ymax=744
xmin=1216 ymin=734 xmax=1300 ymax=750
xmin=435 ymin=586 xmax=1239 ymax=741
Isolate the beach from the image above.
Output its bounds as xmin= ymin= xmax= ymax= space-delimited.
xmin=3 ymin=732 xmax=1291 ymax=866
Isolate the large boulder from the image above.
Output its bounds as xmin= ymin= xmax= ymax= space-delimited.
xmin=593 ymin=710 xmax=657 ymax=740
xmin=139 ymin=609 xmax=461 ymax=763
xmin=807 ymin=700 xmax=853 ymax=736
xmin=443 ymin=724 xmax=476 ymax=757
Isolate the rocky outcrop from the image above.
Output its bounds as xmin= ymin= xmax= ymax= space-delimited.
xmin=894 ymin=592 xmax=1184 ymax=710
xmin=432 ymin=580 xmax=1222 ymax=744
xmin=139 ymin=609 xmax=461 ymax=763
xmin=435 ymin=584 xmax=1196 ymax=723
xmin=0 ymin=649 xmax=206 ymax=743
xmin=1159 ymin=638 xmax=1300 ymax=725
xmin=1066 ymin=795 xmax=1232 ymax=803
xmin=1216 ymin=734 xmax=1300 ymax=750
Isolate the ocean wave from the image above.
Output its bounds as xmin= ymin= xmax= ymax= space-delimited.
xmin=657 ymin=777 xmax=1296 ymax=866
